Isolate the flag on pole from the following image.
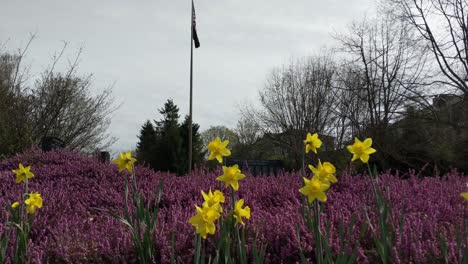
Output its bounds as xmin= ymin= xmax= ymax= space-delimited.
xmin=192 ymin=0 xmax=200 ymax=48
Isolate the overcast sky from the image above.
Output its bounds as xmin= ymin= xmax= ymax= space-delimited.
xmin=1 ymin=0 xmax=376 ymax=153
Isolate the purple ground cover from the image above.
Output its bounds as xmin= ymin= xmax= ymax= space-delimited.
xmin=0 ymin=149 xmax=467 ymax=263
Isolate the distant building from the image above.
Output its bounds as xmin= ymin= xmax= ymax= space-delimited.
xmin=432 ymin=94 xmax=463 ymax=109
xmin=432 ymin=94 xmax=464 ymax=127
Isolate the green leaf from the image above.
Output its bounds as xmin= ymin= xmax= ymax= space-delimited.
xmin=295 ymin=224 xmax=307 ymax=264
xmin=439 ymin=233 xmax=449 ymax=264
xmin=0 ymin=230 xmax=10 ymax=263
xmin=194 ymin=234 xmax=201 ymax=264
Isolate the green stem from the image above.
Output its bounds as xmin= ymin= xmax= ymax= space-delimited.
xmin=367 ymin=163 xmax=388 ymax=264
xmin=21 ymin=176 xmax=28 ymax=223
xmin=366 ymin=163 xmax=379 ymax=204
xmin=230 ymin=188 xmax=235 ymax=212
xmin=123 ymin=173 xmax=131 ymax=224
xmin=194 ymin=234 xmax=201 ymax=264
xmin=131 ymin=166 xmax=142 ymax=247
xmin=16 ymin=175 xmax=29 ymax=263
xmin=236 ymin=226 xmax=247 ymax=264
xmin=302 ymin=148 xmax=305 ymax=176
xmin=230 ymin=187 xmax=237 ymax=261
xmin=314 ymin=201 xmax=323 ymax=264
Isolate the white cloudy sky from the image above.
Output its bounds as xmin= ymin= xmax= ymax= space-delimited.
xmin=1 ymin=0 xmax=376 ymax=153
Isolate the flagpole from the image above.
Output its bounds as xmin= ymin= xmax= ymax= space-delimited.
xmin=188 ymin=0 xmax=194 ymax=174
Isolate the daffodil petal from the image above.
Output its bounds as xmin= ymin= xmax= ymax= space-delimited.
xmin=317 ymin=192 xmax=327 ymax=202
xmin=231 ymin=181 xmax=239 ymax=191
xmin=363 ymin=138 xmax=372 ymax=148
xmin=360 ymin=154 xmax=370 ymax=163
xmin=365 ymin=148 xmax=377 ymax=154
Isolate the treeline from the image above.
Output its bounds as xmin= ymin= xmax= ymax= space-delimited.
xmin=201 ymin=2 xmax=468 ymax=174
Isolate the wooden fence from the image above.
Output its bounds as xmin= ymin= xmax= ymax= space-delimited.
xmin=225 ymin=158 xmax=283 ymax=176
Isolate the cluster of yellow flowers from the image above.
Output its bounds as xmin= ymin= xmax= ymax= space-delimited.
xmin=299 ymin=134 xmax=377 ymax=203
xmin=188 ymin=189 xmax=223 ymax=239
xmin=299 ymin=133 xmax=334 ymax=203
xmin=11 ymin=164 xmax=43 ymax=214
xmin=111 ymin=146 xmax=251 ymax=240
xmin=189 ymin=137 xmax=251 ymax=239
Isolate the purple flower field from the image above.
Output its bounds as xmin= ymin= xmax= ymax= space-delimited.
xmin=0 ymin=149 xmax=467 ymax=263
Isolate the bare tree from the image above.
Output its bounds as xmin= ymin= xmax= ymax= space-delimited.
xmin=0 ymin=37 xmax=35 ymax=157
xmin=0 ymin=40 xmax=117 ymax=154
xmin=235 ymin=116 xmax=262 ymax=145
xmin=30 ymin=46 xmax=117 ymax=151
xmin=328 ymin=65 xmax=368 ymax=148
xmin=388 ymin=0 xmax=468 ymax=171
xmin=334 ymin=14 xmax=432 ymax=166
xmin=241 ymin=53 xmax=337 ymax=167
xmin=389 ymin=0 xmax=468 ymax=93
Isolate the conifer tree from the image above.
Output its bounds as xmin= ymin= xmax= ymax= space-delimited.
xmin=154 ymin=99 xmax=182 ymax=172
xmin=135 ymin=120 xmax=157 ymax=169
xmin=179 ymin=115 xmax=205 ymax=174
xmin=136 ymin=99 xmax=205 ymax=175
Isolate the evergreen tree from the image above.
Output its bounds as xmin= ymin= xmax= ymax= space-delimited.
xmin=154 ymin=99 xmax=182 ymax=172
xmin=155 ymin=99 xmax=180 ymax=131
xmin=136 ymin=99 xmax=204 ymax=175
xmin=135 ymin=120 xmax=157 ymax=169
xmin=179 ymin=115 xmax=205 ymax=174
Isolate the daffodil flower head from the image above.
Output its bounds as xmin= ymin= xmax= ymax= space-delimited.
xmin=308 ymin=160 xmax=337 ymax=184
xmin=304 ymin=132 xmax=322 ymax=154
xmin=201 ymin=189 xmax=225 ymax=212
xmin=461 ymin=192 xmax=468 ymax=201
xmin=25 ymin=192 xmax=43 ymax=214
xmin=217 ymin=165 xmax=246 ymax=191
xmin=233 ymin=199 xmax=251 ymax=225
xmin=113 ymin=151 xmax=137 ymax=173
xmin=11 ymin=201 xmax=20 ymax=209
xmin=207 ymin=137 xmax=231 ymax=163
xmin=346 ymin=138 xmax=377 ymax=163
xmin=188 ymin=204 xmax=221 ymax=239
xmin=12 ymin=163 xmax=34 ymax=184
xmin=299 ymin=177 xmax=330 ymax=204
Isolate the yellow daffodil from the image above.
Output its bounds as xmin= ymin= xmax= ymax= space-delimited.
xmin=299 ymin=177 xmax=330 ymax=203
xmin=113 ymin=151 xmax=137 ymax=173
xmin=461 ymin=192 xmax=468 ymax=201
xmin=188 ymin=204 xmax=221 ymax=239
xmin=207 ymin=137 xmax=231 ymax=163
xmin=12 ymin=163 xmax=34 ymax=184
xmin=304 ymin=132 xmax=322 ymax=154
xmin=201 ymin=189 xmax=225 ymax=212
xmin=233 ymin=199 xmax=251 ymax=225
xmin=24 ymin=192 xmax=43 ymax=214
xmin=308 ymin=160 xmax=337 ymax=184
xmin=11 ymin=201 xmax=20 ymax=209
xmin=217 ymin=165 xmax=246 ymax=191
xmin=346 ymin=138 xmax=377 ymax=163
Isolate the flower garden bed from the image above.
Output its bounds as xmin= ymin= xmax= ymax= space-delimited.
xmin=0 ymin=149 xmax=466 ymax=263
